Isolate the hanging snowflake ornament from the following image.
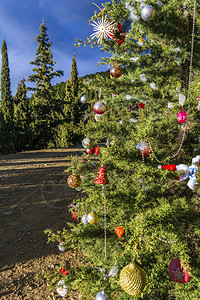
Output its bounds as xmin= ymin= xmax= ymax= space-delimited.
xmin=91 ymin=16 xmax=116 ymax=44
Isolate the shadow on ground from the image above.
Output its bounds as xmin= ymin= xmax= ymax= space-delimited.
xmin=0 ymin=148 xmax=83 ymax=269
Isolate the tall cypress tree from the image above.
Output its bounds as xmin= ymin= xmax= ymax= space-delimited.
xmin=0 ymin=39 xmax=14 ymax=154
xmin=56 ymin=54 xmax=83 ymax=147
xmin=13 ymin=79 xmax=31 ymax=152
xmin=69 ymin=53 xmax=80 ymax=122
xmin=28 ymin=21 xmax=63 ymax=149
xmin=64 ymin=53 xmax=82 ymax=144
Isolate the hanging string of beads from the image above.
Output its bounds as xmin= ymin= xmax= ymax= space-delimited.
xmin=102 ymin=185 xmax=107 ymax=262
xmin=156 ymin=234 xmax=199 ymax=244
xmin=147 ymin=0 xmax=197 ymax=164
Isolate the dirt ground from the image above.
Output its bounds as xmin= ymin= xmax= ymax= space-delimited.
xmin=0 ymin=148 xmax=84 ymax=299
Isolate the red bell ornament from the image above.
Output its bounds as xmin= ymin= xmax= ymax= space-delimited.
xmin=168 ymin=258 xmax=192 ymax=284
xmin=110 ymin=64 xmax=122 ymax=78
xmin=177 ymin=108 xmax=188 ymax=123
xmin=94 ymin=165 xmax=109 ymax=185
xmin=93 ymin=101 xmax=107 ymax=115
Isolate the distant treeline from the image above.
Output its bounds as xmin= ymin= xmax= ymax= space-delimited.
xmin=0 ymin=22 xmax=108 ymax=155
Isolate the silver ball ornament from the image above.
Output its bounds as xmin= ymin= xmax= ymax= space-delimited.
xmin=141 ymin=5 xmax=155 ymax=21
xmin=95 ymin=291 xmax=108 ymax=300
xmin=82 ymin=214 xmax=88 ymax=224
xmin=80 ymin=94 xmax=87 ymax=104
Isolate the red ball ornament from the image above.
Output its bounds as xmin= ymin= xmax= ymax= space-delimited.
xmin=137 ymin=141 xmax=151 ymax=157
xmin=93 ymin=101 xmax=107 ymax=115
xmin=177 ymin=108 xmax=188 ymax=123
xmin=60 ymin=268 xmax=68 ymax=276
xmin=86 ymin=146 xmax=95 ymax=155
xmin=72 ymin=212 xmax=78 ymax=220
xmin=168 ymin=258 xmax=192 ymax=284
xmin=110 ymin=64 xmax=122 ymax=78
xmin=94 ymin=165 xmax=109 ymax=185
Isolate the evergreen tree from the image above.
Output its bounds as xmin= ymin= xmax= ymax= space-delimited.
xmin=13 ymin=79 xmax=31 ymax=152
xmin=0 ymin=39 xmax=14 ymax=154
xmin=44 ymin=1 xmax=200 ymax=299
xmin=56 ymin=54 xmax=83 ymax=147
xmin=28 ymin=21 xmax=63 ymax=149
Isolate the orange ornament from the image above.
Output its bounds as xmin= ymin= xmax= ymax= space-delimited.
xmin=115 ymin=226 xmax=125 ymax=238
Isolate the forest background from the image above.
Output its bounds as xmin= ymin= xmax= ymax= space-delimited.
xmin=0 ymin=21 xmax=103 ymax=155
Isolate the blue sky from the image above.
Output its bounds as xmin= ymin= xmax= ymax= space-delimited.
xmin=0 ymin=0 xmax=111 ymax=94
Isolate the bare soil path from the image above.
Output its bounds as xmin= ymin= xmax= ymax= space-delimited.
xmin=0 ymin=148 xmax=83 ymax=299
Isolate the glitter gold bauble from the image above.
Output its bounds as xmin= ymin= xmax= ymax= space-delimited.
xmin=87 ymin=211 xmax=99 ymax=224
xmin=67 ymin=174 xmax=81 ymax=188
xmin=119 ymin=262 xmax=146 ymax=296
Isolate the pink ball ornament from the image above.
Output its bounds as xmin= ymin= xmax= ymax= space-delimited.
xmin=177 ymin=108 xmax=188 ymax=123
xmin=93 ymin=101 xmax=107 ymax=115
xmin=168 ymin=258 xmax=192 ymax=284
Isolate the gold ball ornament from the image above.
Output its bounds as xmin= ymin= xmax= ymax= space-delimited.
xmin=67 ymin=174 xmax=81 ymax=188
xmin=87 ymin=211 xmax=99 ymax=224
xmin=119 ymin=262 xmax=146 ymax=296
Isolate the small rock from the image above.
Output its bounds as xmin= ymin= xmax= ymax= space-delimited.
xmin=3 ymin=211 xmax=12 ymax=215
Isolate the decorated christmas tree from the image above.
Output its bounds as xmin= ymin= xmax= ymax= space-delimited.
xmin=44 ymin=0 xmax=200 ymax=299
